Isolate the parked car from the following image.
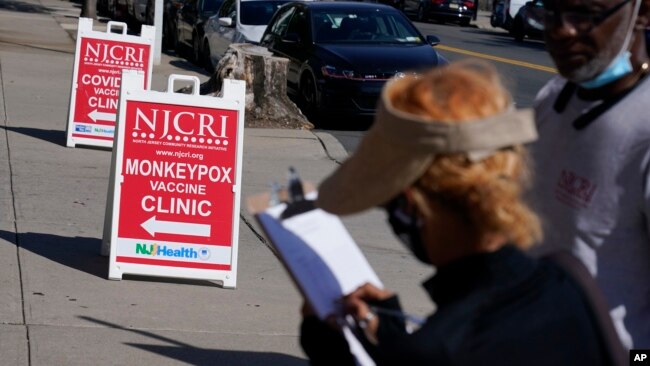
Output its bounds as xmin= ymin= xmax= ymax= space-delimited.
xmin=126 ymin=0 xmax=147 ymax=24
xmin=203 ymin=0 xmax=295 ymax=68
xmin=510 ymin=0 xmax=544 ymax=42
xmin=127 ymin=0 xmax=149 ymax=29
xmin=98 ymin=0 xmax=132 ymax=20
xmin=145 ymin=0 xmax=186 ymax=49
xmin=259 ymin=1 xmax=446 ymax=118
xmin=176 ymin=0 xmax=223 ymax=63
xmin=97 ymin=0 xmax=111 ymax=16
xmin=490 ymin=0 xmax=527 ymax=31
xmin=403 ymin=0 xmax=475 ymax=26
xmin=106 ymin=0 xmax=129 ymax=20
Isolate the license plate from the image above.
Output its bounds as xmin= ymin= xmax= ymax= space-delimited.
xmin=449 ymin=3 xmax=459 ymax=8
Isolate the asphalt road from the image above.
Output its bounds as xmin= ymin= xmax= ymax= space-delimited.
xmin=417 ymin=20 xmax=555 ymax=108
xmin=326 ymin=21 xmax=557 ymax=153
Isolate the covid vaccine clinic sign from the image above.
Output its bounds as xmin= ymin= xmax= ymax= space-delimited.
xmin=66 ymin=18 xmax=154 ymax=148
xmin=104 ymin=71 xmax=245 ymax=287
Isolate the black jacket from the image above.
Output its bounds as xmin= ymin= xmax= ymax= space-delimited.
xmin=301 ymin=246 xmax=609 ymax=365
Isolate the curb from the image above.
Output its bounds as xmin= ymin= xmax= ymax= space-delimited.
xmin=312 ymin=131 xmax=349 ymax=164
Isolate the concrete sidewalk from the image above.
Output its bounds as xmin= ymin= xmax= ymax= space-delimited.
xmin=0 ymin=0 xmax=432 ymax=365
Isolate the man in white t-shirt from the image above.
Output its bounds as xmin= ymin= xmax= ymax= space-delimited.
xmin=531 ymin=0 xmax=650 ymax=349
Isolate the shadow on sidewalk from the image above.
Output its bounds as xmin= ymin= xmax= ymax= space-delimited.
xmin=0 ymin=0 xmax=50 ymax=13
xmin=168 ymin=59 xmax=212 ymax=77
xmin=80 ymin=316 xmax=308 ymax=366
xmin=0 ymin=229 xmax=227 ymax=286
xmin=0 ymin=229 xmax=107 ymax=278
xmin=0 ymin=126 xmax=67 ymax=146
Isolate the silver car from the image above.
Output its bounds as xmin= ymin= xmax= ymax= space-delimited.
xmin=203 ymin=0 xmax=303 ymax=68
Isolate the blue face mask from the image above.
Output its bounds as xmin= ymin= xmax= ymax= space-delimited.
xmin=579 ymin=51 xmax=633 ymax=89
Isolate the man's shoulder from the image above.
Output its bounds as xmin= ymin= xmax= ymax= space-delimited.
xmin=534 ymin=76 xmax=567 ymax=106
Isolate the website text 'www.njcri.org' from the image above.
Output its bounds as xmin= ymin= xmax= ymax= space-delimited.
xmin=155 ymin=149 xmax=204 ymax=161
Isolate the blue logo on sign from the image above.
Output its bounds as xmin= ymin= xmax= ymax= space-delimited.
xmin=75 ymin=125 xmax=92 ymax=133
xmin=198 ymin=247 xmax=211 ymax=261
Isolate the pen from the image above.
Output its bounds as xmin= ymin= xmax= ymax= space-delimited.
xmin=368 ymin=305 xmax=427 ymax=326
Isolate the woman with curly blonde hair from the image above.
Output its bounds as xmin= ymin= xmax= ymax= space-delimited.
xmin=300 ymin=60 xmax=615 ymax=365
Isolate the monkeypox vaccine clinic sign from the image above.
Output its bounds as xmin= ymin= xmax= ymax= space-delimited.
xmin=66 ymin=18 xmax=154 ymax=148
xmin=104 ymin=71 xmax=245 ymax=287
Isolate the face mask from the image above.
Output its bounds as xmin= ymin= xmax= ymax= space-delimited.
xmin=385 ymin=195 xmax=431 ymax=264
xmin=577 ymin=0 xmax=641 ymax=89
xmin=579 ymin=51 xmax=633 ymax=89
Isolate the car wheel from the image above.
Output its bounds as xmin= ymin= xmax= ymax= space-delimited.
xmin=107 ymin=0 xmax=114 ymax=18
xmin=203 ymin=40 xmax=213 ymax=72
xmin=490 ymin=10 xmax=503 ymax=27
xmin=417 ymin=5 xmax=427 ymax=22
xmin=175 ymin=26 xmax=185 ymax=56
xmin=145 ymin=1 xmax=154 ymax=25
xmin=299 ymin=73 xmax=318 ymax=119
xmin=192 ymin=33 xmax=202 ymax=65
xmin=164 ymin=21 xmax=176 ymax=50
xmin=512 ymin=18 xmax=525 ymax=42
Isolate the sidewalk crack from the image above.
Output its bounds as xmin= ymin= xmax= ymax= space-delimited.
xmin=240 ymin=214 xmax=277 ymax=255
xmin=0 ymin=57 xmax=32 ymax=366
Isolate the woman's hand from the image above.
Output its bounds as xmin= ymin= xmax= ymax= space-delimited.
xmin=343 ymin=283 xmax=394 ymax=344
xmin=301 ymin=301 xmax=316 ymax=317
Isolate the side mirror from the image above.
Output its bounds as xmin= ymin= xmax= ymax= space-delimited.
xmin=426 ymin=35 xmax=440 ymax=46
xmin=218 ymin=17 xmax=234 ymax=27
xmin=282 ymin=33 xmax=301 ymax=44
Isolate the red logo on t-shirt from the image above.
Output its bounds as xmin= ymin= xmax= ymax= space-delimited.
xmin=554 ymin=170 xmax=598 ymax=209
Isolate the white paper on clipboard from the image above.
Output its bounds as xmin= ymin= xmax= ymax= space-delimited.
xmin=256 ymin=205 xmax=383 ymax=320
xmin=255 ymin=203 xmax=380 ymax=366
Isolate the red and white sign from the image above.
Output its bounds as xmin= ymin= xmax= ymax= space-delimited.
xmin=66 ymin=18 xmax=154 ymax=148
xmin=105 ymin=71 xmax=246 ymax=287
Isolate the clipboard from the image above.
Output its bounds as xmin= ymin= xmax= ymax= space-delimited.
xmin=247 ymin=185 xmax=384 ymax=321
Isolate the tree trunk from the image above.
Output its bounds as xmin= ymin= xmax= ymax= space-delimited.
xmin=199 ymin=43 xmax=313 ymax=130
xmin=81 ymin=0 xmax=97 ymax=19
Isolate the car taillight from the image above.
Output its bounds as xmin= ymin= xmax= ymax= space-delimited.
xmin=431 ymin=0 xmax=444 ymax=5
xmin=464 ymin=1 xmax=474 ymax=8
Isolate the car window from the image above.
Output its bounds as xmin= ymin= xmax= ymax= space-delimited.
xmin=201 ymin=0 xmax=222 ymax=12
xmin=218 ymin=0 xmax=236 ymax=19
xmin=312 ymin=8 xmax=424 ymax=44
xmin=285 ymin=8 xmax=309 ymax=42
xmin=240 ymin=0 xmax=289 ymax=25
xmin=269 ymin=6 xmax=295 ymax=36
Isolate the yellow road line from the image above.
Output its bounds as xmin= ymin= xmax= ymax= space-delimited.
xmin=436 ymin=44 xmax=557 ymax=74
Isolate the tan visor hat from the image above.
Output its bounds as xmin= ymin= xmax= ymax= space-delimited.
xmin=316 ymin=78 xmax=538 ymax=215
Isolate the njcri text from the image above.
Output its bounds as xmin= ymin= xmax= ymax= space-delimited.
xmin=134 ymin=107 xmax=229 ymax=140
xmin=85 ymin=42 xmax=145 ymax=63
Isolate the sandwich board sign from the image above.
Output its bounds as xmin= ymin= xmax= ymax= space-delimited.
xmin=104 ymin=70 xmax=245 ymax=288
xmin=66 ymin=18 xmax=154 ymax=148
